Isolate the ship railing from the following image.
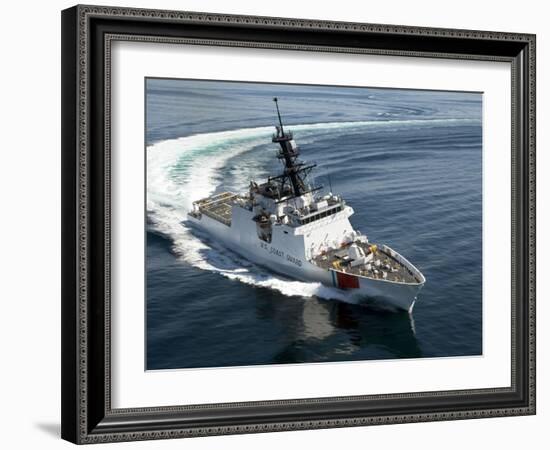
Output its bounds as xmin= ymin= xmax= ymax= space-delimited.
xmin=194 ymin=191 xmax=237 ymax=208
xmin=378 ymin=244 xmax=424 ymax=283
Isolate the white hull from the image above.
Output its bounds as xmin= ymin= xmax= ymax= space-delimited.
xmin=188 ymin=211 xmax=424 ymax=311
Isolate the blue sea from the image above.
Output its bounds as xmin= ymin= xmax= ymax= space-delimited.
xmin=145 ymin=79 xmax=482 ymax=370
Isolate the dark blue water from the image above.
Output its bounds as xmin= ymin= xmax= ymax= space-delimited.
xmin=145 ymin=78 xmax=482 ymax=370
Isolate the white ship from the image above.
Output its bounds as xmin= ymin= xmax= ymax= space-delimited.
xmin=188 ymin=98 xmax=426 ymax=312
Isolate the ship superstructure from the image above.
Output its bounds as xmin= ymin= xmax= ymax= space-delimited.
xmin=188 ymin=98 xmax=425 ymax=311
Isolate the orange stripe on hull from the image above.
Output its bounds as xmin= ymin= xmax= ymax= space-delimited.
xmin=336 ymin=271 xmax=360 ymax=289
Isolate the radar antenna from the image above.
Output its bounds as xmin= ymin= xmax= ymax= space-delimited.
xmin=271 ymin=98 xmax=321 ymax=198
xmin=273 ymin=97 xmax=284 ymax=135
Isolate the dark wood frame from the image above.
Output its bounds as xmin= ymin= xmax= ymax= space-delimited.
xmin=61 ymin=4 xmax=536 ymax=444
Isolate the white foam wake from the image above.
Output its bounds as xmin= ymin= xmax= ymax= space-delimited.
xmin=147 ymin=118 xmax=474 ymax=300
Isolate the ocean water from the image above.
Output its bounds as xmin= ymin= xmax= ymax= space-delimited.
xmin=145 ymin=79 xmax=482 ymax=370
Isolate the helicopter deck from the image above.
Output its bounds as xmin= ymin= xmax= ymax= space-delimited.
xmin=191 ymin=192 xmax=237 ymax=226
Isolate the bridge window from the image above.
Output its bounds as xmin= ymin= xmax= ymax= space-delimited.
xmin=300 ymin=205 xmax=342 ymax=225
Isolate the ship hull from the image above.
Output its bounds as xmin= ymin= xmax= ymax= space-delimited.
xmin=335 ymin=272 xmax=423 ymax=312
xmin=188 ymin=212 xmax=424 ymax=312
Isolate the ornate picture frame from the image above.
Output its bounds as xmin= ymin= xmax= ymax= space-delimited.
xmin=61 ymin=5 xmax=536 ymax=444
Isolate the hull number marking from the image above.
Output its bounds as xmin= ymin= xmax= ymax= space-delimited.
xmin=260 ymin=242 xmax=302 ymax=267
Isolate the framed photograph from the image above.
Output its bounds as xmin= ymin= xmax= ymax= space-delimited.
xmin=61 ymin=5 xmax=536 ymax=444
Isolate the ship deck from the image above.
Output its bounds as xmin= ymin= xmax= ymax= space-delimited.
xmin=193 ymin=192 xmax=237 ymax=226
xmin=312 ymin=242 xmax=421 ymax=284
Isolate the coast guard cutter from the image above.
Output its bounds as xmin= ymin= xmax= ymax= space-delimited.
xmin=188 ymin=98 xmax=426 ymax=311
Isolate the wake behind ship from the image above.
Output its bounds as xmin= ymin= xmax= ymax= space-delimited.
xmin=188 ymin=98 xmax=426 ymax=311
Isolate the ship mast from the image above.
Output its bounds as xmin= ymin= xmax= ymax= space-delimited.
xmin=271 ymin=97 xmax=319 ymax=198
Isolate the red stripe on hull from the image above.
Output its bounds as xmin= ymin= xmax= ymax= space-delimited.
xmin=336 ymin=271 xmax=360 ymax=289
